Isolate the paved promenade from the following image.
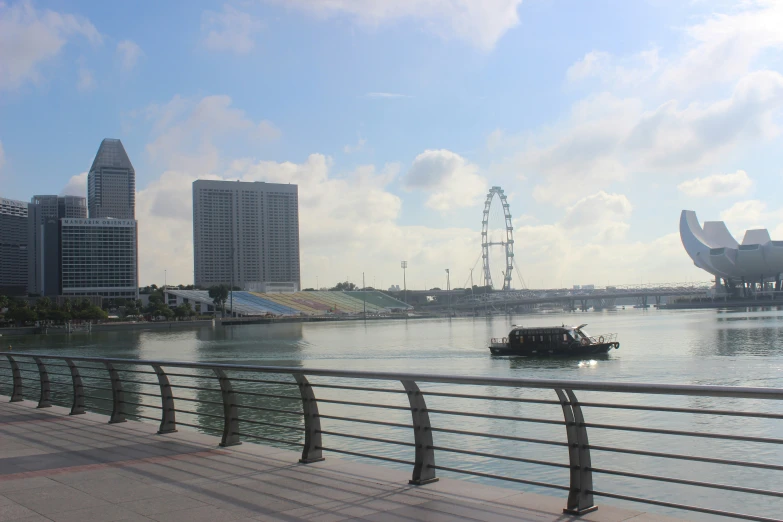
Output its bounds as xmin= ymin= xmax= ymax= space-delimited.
xmin=0 ymin=400 xmax=680 ymax=522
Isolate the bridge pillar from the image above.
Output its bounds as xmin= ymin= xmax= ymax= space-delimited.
xmin=655 ymin=296 xmax=661 ymax=307
xmin=580 ymin=300 xmax=587 ymax=311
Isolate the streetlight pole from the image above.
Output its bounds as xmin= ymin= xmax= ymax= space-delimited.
xmin=401 ymin=261 xmax=408 ymax=304
xmin=445 ymin=268 xmax=451 ymax=316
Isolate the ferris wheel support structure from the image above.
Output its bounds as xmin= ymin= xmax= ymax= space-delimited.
xmin=481 ymin=186 xmax=515 ymax=291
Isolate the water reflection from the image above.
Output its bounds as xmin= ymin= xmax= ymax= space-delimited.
xmin=506 ymin=354 xmax=612 ymax=371
xmin=697 ymin=323 xmax=783 ymax=357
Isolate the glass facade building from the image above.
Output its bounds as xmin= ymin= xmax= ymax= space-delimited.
xmin=192 ymin=180 xmax=300 ymax=289
xmin=0 ymin=197 xmax=29 ymax=296
xmin=27 ymin=195 xmax=87 ymax=296
xmin=60 ymin=219 xmax=139 ymax=298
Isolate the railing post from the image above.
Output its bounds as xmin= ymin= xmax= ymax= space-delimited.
xmin=104 ymin=362 xmax=126 ymax=424
xmin=214 ymin=368 xmax=241 ymax=447
xmin=295 ymin=374 xmax=324 ymax=463
xmin=33 ymin=357 xmax=51 ymax=408
xmin=152 ymin=365 xmax=176 ymax=434
xmin=65 ymin=359 xmax=85 ymax=415
xmin=556 ymin=388 xmax=596 ymax=515
xmin=401 ymin=380 xmax=438 ymax=485
xmin=6 ymin=355 xmax=23 ymax=402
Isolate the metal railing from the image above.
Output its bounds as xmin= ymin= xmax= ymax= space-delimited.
xmin=0 ymin=353 xmax=781 ymax=521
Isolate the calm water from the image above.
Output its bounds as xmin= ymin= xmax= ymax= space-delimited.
xmin=3 ymin=308 xmax=783 ymax=520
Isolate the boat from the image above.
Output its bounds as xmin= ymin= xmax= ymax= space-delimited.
xmin=489 ymin=324 xmax=619 ymax=356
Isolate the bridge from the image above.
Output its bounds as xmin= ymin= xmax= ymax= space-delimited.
xmin=1 ymin=352 xmax=780 ymax=521
xmin=402 ymin=282 xmax=713 ymax=310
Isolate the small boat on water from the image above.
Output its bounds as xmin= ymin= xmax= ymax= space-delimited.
xmin=489 ymin=324 xmax=619 ymax=357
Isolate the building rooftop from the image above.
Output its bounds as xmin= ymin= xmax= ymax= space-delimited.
xmin=90 ymin=138 xmax=135 ymax=172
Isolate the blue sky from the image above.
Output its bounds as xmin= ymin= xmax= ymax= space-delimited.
xmin=2 ymin=0 xmax=783 ymax=288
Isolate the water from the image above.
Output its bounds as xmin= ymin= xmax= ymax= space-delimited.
xmin=3 ymin=308 xmax=783 ymax=520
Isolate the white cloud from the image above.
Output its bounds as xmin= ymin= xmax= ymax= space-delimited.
xmin=500 ymin=69 xmax=783 ymax=206
xmin=0 ymin=0 xmax=101 ymax=90
xmin=719 ymin=199 xmax=781 ymax=233
xmin=660 ymin=1 xmax=783 ymax=93
xmin=117 ymin=40 xmax=142 ymax=72
xmin=77 ymin=66 xmax=94 ymax=91
xmin=678 ymin=170 xmax=752 ymax=197
xmin=566 ymin=3 xmax=783 ymax=95
xmin=272 ymin=0 xmax=523 ymax=50
xmin=404 ymin=149 xmax=487 ymax=211
xmin=567 ymin=48 xmax=661 ymax=87
xmin=202 ymin=5 xmax=263 ymax=54
xmin=720 ymin=199 xmax=783 ymax=242
xmin=562 ymin=191 xmax=632 ymax=240
xmin=144 ymin=94 xmax=280 ymax=172
xmin=61 ymin=172 xmax=87 ymax=197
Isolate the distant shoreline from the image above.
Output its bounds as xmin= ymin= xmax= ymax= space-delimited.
xmin=0 ymin=313 xmax=445 ymax=337
xmin=660 ymin=299 xmax=783 ymax=309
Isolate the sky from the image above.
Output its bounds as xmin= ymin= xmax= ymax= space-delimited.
xmin=2 ymin=0 xmax=783 ymax=290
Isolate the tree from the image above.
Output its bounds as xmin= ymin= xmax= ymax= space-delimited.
xmin=34 ymin=297 xmax=53 ymax=322
xmin=330 ymin=281 xmax=357 ymax=291
xmin=75 ymin=306 xmax=107 ymax=321
xmin=208 ymin=285 xmax=229 ymax=316
xmin=8 ymin=306 xmax=37 ymax=325
xmin=124 ymin=300 xmax=140 ymax=317
xmin=174 ymin=302 xmax=194 ymax=319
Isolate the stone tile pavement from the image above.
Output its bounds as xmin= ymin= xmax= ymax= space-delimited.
xmin=0 ymin=400 xmax=682 ymax=522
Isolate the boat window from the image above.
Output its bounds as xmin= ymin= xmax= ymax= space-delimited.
xmin=563 ymin=333 xmax=568 ymax=342
xmin=578 ymin=328 xmax=591 ymax=338
xmin=569 ymin=330 xmax=578 ymax=339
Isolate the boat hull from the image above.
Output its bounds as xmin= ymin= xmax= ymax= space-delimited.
xmin=489 ymin=342 xmax=619 ymax=357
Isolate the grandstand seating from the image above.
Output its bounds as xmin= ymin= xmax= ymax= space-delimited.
xmin=344 ymin=291 xmax=411 ymax=310
xmin=165 ymin=289 xmax=408 ymax=317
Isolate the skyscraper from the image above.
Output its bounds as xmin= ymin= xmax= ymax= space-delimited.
xmin=88 ymin=139 xmax=135 ymax=219
xmin=0 ymin=197 xmax=28 ymax=296
xmin=27 ymin=195 xmax=87 ymax=296
xmin=192 ymin=180 xmax=300 ymax=290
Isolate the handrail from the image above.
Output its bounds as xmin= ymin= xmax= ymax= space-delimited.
xmin=1 ymin=352 xmax=781 ymax=521
xmin=5 ymin=353 xmax=781 ymax=399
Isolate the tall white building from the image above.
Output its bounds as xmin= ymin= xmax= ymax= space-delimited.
xmin=192 ymin=180 xmax=300 ymax=290
xmin=88 ymin=139 xmax=136 ymax=219
xmin=60 ymin=218 xmax=139 ymax=299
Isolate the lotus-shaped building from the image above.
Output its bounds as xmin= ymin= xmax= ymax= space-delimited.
xmin=680 ymin=210 xmax=783 ymax=289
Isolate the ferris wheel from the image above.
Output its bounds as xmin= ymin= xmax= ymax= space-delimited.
xmin=481 ymin=186 xmax=515 ymax=290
